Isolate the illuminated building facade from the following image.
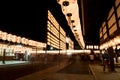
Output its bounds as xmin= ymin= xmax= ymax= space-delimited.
xmin=100 ymin=0 xmax=120 ymax=50
xmin=0 ymin=30 xmax=46 ymax=61
xmin=47 ymin=10 xmax=67 ymax=50
xmin=66 ymin=37 xmax=74 ymax=50
xmin=99 ymin=0 xmax=120 ymax=71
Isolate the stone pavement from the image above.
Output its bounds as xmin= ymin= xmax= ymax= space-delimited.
xmin=16 ymin=61 xmax=95 ymax=80
xmin=89 ymin=64 xmax=120 ymax=80
xmin=8 ymin=60 xmax=120 ymax=80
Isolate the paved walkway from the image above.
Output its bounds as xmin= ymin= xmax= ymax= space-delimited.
xmin=16 ymin=62 xmax=75 ymax=80
xmin=3 ymin=60 xmax=120 ymax=80
xmin=16 ymin=57 xmax=95 ymax=80
xmin=89 ymin=64 xmax=120 ymax=80
xmin=16 ymin=62 xmax=120 ymax=80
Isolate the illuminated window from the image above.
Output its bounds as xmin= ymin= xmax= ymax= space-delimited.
xmin=103 ymin=26 xmax=106 ymax=34
xmin=108 ymin=14 xmax=116 ymax=28
xmin=115 ymin=0 xmax=120 ymax=7
xmin=103 ymin=33 xmax=107 ymax=40
xmin=107 ymin=7 xmax=114 ymax=20
xmin=117 ymin=5 xmax=120 ymax=18
xmin=109 ymin=24 xmax=117 ymax=35
xmin=100 ymin=32 xmax=102 ymax=38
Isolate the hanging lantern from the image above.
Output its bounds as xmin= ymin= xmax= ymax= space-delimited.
xmin=71 ymin=20 xmax=75 ymax=23
xmin=66 ymin=13 xmax=72 ymax=25
xmin=62 ymin=1 xmax=69 ymax=6
xmin=74 ymin=29 xmax=77 ymax=31
xmin=73 ymin=25 xmax=76 ymax=28
xmin=66 ymin=13 xmax=72 ymax=17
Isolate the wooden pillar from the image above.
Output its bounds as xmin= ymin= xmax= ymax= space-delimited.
xmin=108 ymin=47 xmax=115 ymax=71
xmin=2 ymin=49 xmax=6 ymax=64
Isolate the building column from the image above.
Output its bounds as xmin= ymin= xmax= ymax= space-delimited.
xmin=2 ymin=49 xmax=6 ymax=64
xmin=108 ymin=47 xmax=115 ymax=72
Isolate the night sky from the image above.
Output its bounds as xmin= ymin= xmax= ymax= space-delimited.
xmin=0 ymin=0 xmax=49 ymax=42
xmin=80 ymin=0 xmax=115 ymax=44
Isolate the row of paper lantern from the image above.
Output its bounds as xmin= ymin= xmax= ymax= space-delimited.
xmin=0 ymin=30 xmax=46 ymax=48
xmin=100 ymin=35 xmax=120 ymax=49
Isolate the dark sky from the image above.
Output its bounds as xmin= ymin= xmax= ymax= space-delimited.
xmin=81 ymin=0 xmax=115 ymax=44
xmin=0 ymin=1 xmax=48 ymax=42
